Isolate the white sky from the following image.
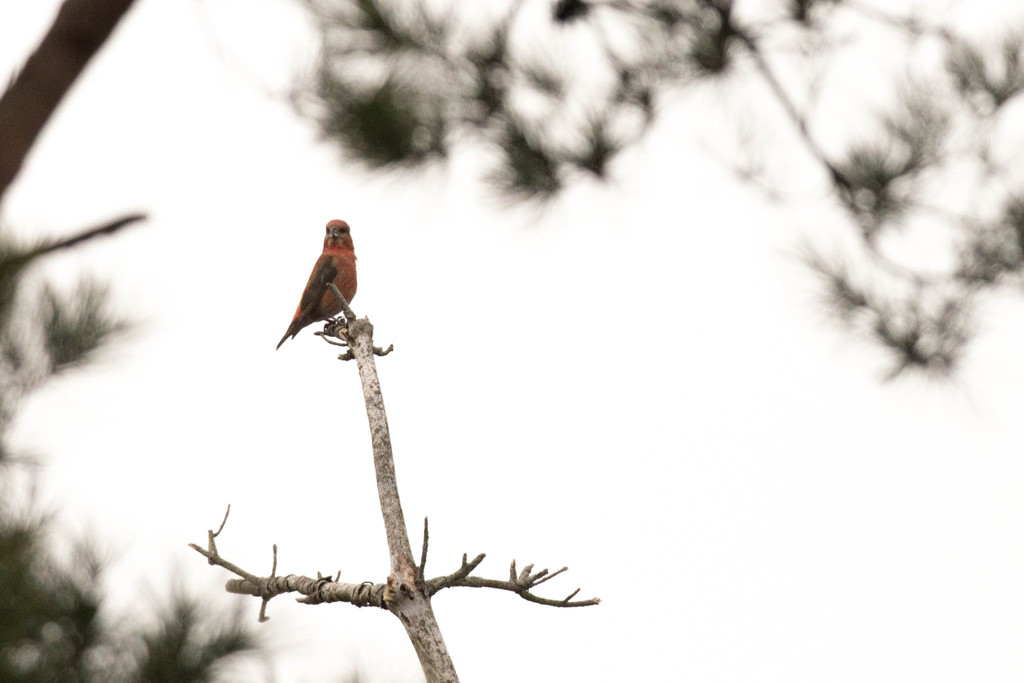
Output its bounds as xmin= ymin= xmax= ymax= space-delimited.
xmin=3 ymin=0 xmax=1024 ymax=681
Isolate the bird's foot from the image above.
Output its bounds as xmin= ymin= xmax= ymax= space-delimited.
xmin=317 ymin=317 xmax=351 ymax=346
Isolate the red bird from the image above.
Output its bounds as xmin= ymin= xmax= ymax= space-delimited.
xmin=276 ymin=219 xmax=358 ymax=350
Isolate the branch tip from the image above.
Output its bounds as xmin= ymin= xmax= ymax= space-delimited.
xmin=214 ymin=504 xmax=231 ymax=537
xmin=533 ymin=566 xmax=567 ymax=587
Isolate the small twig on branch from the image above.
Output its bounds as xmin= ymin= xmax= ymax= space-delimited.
xmin=205 ymin=503 xmax=231 ymax=558
xmin=418 ymin=517 xmax=429 ymax=582
xmin=314 ymin=329 xmax=349 ymax=347
xmin=326 ymin=282 xmax=356 ymax=322
xmin=188 ymin=511 xmax=390 ymax=614
xmin=426 ymin=553 xmax=487 ymax=592
xmin=258 ymin=544 xmax=279 ymax=622
xmin=213 ymin=504 xmax=231 ymax=536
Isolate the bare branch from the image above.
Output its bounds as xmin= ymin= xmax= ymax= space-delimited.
xmin=531 ymin=566 xmax=568 ymax=587
xmin=427 ymin=554 xmax=599 ymax=608
xmin=343 ymin=317 xmax=413 ymax=571
xmin=188 ymin=531 xmax=389 ymax=611
xmin=458 ymin=575 xmax=599 ymax=608
xmin=195 ymin=300 xmax=592 ymax=678
xmin=228 ymin=572 xmax=387 ymax=608
xmin=336 ymin=315 xmax=457 ymax=680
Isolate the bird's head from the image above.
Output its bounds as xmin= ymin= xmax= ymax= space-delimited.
xmin=323 ymin=219 xmax=354 ymax=251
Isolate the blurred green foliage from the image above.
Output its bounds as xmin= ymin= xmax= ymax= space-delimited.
xmin=0 ymin=217 xmax=267 ymax=681
xmin=296 ymin=0 xmax=1024 ymax=377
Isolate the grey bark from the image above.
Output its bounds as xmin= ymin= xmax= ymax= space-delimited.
xmin=347 ymin=317 xmax=459 ymax=683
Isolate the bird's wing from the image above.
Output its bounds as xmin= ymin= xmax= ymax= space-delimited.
xmin=296 ymin=253 xmax=338 ymax=320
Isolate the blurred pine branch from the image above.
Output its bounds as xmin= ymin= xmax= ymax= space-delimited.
xmin=295 ymin=0 xmax=1024 ymax=377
